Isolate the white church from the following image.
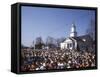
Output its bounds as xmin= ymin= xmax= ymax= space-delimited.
xmin=60 ymin=23 xmax=93 ymax=50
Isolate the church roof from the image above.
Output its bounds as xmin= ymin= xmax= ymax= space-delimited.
xmin=62 ymin=34 xmax=93 ymax=43
xmin=70 ymin=34 xmax=93 ymax=42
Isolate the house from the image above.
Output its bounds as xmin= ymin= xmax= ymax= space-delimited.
xmin=60 ymin=23 xmax=93 ymax=51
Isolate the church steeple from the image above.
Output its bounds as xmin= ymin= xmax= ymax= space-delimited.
xmin=70 ymin=23 xmax=77 ymax=37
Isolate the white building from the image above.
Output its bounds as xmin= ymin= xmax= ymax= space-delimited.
xmin=60 ymin=23 xmax=93 ymax=50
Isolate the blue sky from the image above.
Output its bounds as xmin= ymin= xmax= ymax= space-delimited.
xmin=21 ymin=6 xmax=95 ymax=47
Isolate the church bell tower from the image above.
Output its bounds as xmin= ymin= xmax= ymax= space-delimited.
xmin=70 ymin=23 xmax=77 ymax=37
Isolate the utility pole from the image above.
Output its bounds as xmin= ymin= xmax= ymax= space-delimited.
xmin=33 ymin=40 xmax=35 ymax=50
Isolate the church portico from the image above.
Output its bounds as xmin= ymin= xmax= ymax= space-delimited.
xmin=60 ymin=23 xmax=78 ymax=50
xmin=60 ymin=38 xmax=77 ymax=50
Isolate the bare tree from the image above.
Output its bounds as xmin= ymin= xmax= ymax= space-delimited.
xmin=35 ymin=37 xmax=43 ymax=45
xmin=46 ymin=36 xmax=53 ymax=44
xmin=86 ymin=19 xmax=95 ymax=41
xmin=56 ymin=37 xmax=66 ymax=47
xmin=46 ymin=36 xmax=56 ymax=48
xmin=35 ymin=37 xmax=44 ymax=49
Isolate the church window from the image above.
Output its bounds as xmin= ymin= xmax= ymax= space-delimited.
xmin=67 ymin=44 xmax=69 ymax=48
xmin=70 ymin=43 xmax=72 ymax=47
xmin=67 ymin=43 xmax=72 ymax=48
